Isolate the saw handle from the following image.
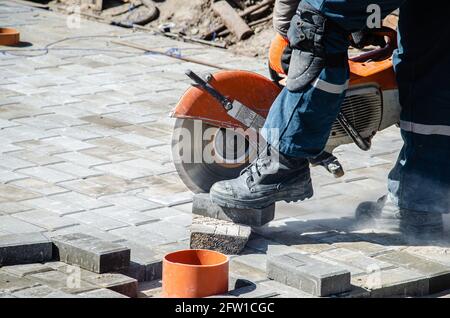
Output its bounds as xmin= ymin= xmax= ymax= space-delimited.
xmin=185 ymin=70 xmax=233 ymax=110
xmin=350 ymin=26 xmax=398 ymax=63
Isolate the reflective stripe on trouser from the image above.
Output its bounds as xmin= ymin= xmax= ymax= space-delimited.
xmin=262 ymin=66 xmax=349 ymax=158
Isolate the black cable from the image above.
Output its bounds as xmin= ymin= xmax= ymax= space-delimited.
xmin=0 ymin=34 xmax=138 ymax=57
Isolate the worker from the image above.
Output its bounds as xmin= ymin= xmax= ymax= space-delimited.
xmin=210 ymin=0 xmax=449 ymax=238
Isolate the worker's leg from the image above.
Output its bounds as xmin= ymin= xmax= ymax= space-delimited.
xmin=262 ymin=66 xmax=348 ymax=159
xmin=210 ymin=1 xmax=349 ymax=208
xmin=383 ymin=2 xmax=449 ymax=236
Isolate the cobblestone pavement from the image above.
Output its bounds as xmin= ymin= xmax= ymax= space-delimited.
xmin=1 ymin=2 xmax=449 ymax=298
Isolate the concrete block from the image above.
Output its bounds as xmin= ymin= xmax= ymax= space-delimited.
xmin=78 ymin=288 xmax=129 ymax=298
xmin=267 ymin=252 xmax=351 ymax=297
xmin=376 ymin=251 xmax=450 ymax=294
xmin=0 ymin=232 xmax=53 ymax=266
xmin=80 ymin=270 xmax=138 ymax=298
xmin=352 ymin=267 xmax=429 ymax=297
xmin=51 ymin=233 xmax=130 ymax=273
xmin=192 ymin=193 xmax=275 ymax=227
xmin=190 ymin=216 xmax=251 ymax=255
xmin=120 ymin=241 xmax=163 ymax=282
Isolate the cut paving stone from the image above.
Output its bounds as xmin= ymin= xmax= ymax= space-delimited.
xmin=375 ymin=251 xmax=450 ymax=294
xmin=192 ymin=193 xmax=275 ymax=227
xmin=78 ymin=288 xmax=129 ymax=298
xmin=351 ymin=267 xmax=429 ymax=298
xmin=190 ymin=215 xmax=251 ymax=255
xmin=267 ymin=252 xmax=351 ymax=297
xmin=51 ymin=233 xmax=130 ymax=273
xmin=0 ymin=232 xmax=52 ymax=266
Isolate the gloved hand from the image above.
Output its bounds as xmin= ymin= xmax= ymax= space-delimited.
xmin=268 ymin=33 xmax=291 ymax=76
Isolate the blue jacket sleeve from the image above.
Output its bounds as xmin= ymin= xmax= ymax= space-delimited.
xmin=305 ymin=0 xmax=405 ymax=31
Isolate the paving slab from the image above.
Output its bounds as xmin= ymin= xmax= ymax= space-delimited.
xmin=2 ymin=263 xmax=54 ymax=278
xmin=27 ymin=270 xmax=97 ymax=294
xmin=190 ymin=215 xmax=251 ymax=255
xmin=78 ymin=270 xmax=138 ymax=298
xmin=376 ymin=251 xmax=450 ymax=294
xmin=51 ymin=233 xmax=130 ymax=273
xmin=352 ymin=267 xmax=429 ymax=298
xmin=267 ymin=252 xmax=351 ymax=297
xmin=0 ymin=232 xmax=53 ymax=266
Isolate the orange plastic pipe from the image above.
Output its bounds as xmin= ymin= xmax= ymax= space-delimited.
xmin=162 ymin=249 xmax=229 ymax=298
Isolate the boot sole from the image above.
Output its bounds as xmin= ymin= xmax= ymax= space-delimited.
xmin=210 ymin=182 xmax=314 ymax=209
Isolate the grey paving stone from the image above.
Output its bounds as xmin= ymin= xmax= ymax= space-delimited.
xmin=190 ymin=216 xmax=251 ymax=255
xmin=0 ymin=184 xmax=41 ymax=202
xmin=376 ymin=251 xmax=450 ymax=294
xmin=267 ymin=252 xmax=351 ymax=297
xmin=0 ymin=202 xmax=32 ymax=215
xmin=0 ymin=232 xmax=53 ymax=266
xmin=100 ymin=194 xmax=160 ymax=212
xmin=66 ymin=211 xmax=129 ymax=231
xmin=54 ymin=151 xmax=110 ymax=167
xmin=192 ymin=193 xmax=275 ymax=227
xmin=2 ymin=263 xmax=54 ymax=277
xmin=139 ymin=220 xmax=189 ymax=242
xmin=80 ymin=271 xmax=138 ymax=298
xmin=27 ymin=270 xmax=97 ymax=294
xmin=51 ymin=233 xmax=130 ymax=273
xmin=317 ymin=248 xmax=396 ymax=275
xmin=108 ymin=225 xmax=172 ymax=246
xmin=0 ymin=215 xmax=45 ymax=233
xmin=229 ymin=279 xmax=317 ymax=298
xmin=78 ymin=288 xmax=128 ymax=298
xmin=21 ymin=197 xmax=85 ymax=216
xmin=17 ymin=166 xmax=76 ymax=184
xmin=13 ymin=210 xmax=79 ymax=231
xmin=352 ymin=267 xmax=429 ymax=297
xmin=332 ymin=241 xmax=393 ymax=257
xmin=92 ymin=206 xmax=159 ymax=226
xmin=10 ymin=178 xmax=69 ymax=196
xmin=120 ymin=241 xmax=163 ymax=282
xmin=44 ymin=224 xmax=125 ymax=243
xmin=12 ymin=285 xmax=76 ymax=298
xmin=0 ymin=272 xmax=40 ymax=293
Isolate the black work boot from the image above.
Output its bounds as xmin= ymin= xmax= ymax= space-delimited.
xmin=356 ymin=195 xmax=444 ymax=239
xmin=210 ymin=147 xmax=313 ymax=209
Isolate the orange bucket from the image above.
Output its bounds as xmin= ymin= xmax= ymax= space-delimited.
xmin=162 ymin=249 xmax=229 ymax=298
xmin=0 ymin=28 xmax=20 ymax=46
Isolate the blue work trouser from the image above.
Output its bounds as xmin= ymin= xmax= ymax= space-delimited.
xmin=263 ymin=0 xmax=450 ymax=214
